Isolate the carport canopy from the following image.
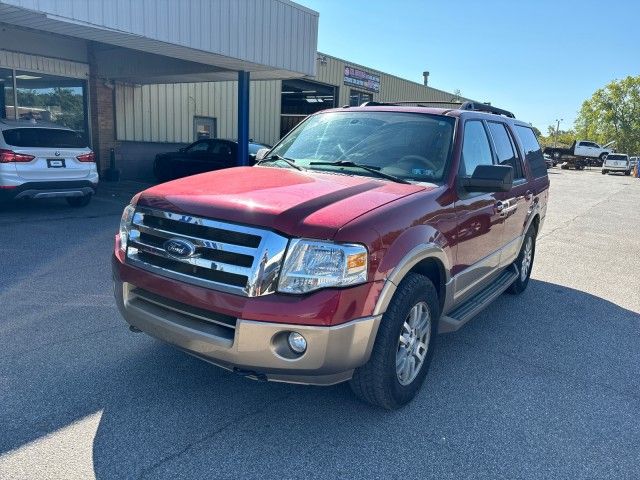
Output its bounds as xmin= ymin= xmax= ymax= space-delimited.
xmin=0 ymin=0 xmax=319 ymax=164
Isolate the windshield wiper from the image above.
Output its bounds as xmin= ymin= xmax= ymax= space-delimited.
xmin=257 ymin=154 xmax=303 ymax=171
xmin=309 ymin=160 xmax=410 ymax=184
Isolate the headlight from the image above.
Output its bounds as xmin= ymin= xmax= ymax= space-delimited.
xmin=278 ymin=239 xmax=368 ymax=294
xmin=119 ymin=204 xmax=136 ymax=252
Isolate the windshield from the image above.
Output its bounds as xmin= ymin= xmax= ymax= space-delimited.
xmin=268 ymin=111 xmax=455 ymax=183
xmin=607 ymin=154 xmax=628 ymax=160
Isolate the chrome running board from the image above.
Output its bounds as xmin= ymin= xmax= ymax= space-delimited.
xmin=439 ymin=266 xmax=519 ymax=334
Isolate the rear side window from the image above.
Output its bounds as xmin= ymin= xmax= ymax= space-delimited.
xmin=460 ymin=121 xmax=493 ymax=176
xmin=514 ymin=125 xmax=547 ymax=178
xmin=487 ymin=122 xmax=524 ymax=179
xmin=2 ymin=128 xmax=88 ymax=148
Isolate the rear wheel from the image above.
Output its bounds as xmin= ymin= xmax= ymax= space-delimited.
xmin=350 ymin=273 xmax=439 ymax=410
xmin=507 ymin=227 xmax=536 ymax=295
xmin=66 ymin=195 xmax=92 ymax=207
xmin=625 ymin=170 xmax=631 ymax=176
xmin=601 ymin=170 xmax=607 ymax=175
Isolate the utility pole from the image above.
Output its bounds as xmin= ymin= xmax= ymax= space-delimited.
xmin=554 ymin=118 xmax=563 ymax=148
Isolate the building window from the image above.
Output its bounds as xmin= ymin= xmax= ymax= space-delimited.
xmin=193 ymin=116 xmax=217 ymax=141
xmin=0 ymin=68 xmax=14 ymax=119
xmin=14 ymin=71 xmax=87 ymax=133
xmin=280 ymin=79 xmax=337 ymax=137
xmin=349 ymin=90 xmax=373 ymax=107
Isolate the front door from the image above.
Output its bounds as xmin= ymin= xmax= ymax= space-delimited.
xmin=453 ymin=120 xmax=505 ymax=303
xmin=486 ymin=121 xmax=532 ymax=266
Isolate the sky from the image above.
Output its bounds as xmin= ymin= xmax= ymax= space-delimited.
xmin=297 ymin=0 xmax=639 ymax=134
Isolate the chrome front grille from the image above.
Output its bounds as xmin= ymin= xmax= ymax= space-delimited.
xmin=126 ymin=207 xmax=289 ymax=297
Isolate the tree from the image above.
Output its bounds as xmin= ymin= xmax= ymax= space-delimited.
xmin=538 ymin=126 xmax=576 ymax=148
xmin=575 ymin=76 xmax=640 ymax=155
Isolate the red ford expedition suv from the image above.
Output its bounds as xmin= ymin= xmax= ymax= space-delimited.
xmin=113 ymin=102 xmax=549 ymax=409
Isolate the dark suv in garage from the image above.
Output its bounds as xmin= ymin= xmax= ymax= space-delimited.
xmin=153 ymin=138 xmax=270 ymax=182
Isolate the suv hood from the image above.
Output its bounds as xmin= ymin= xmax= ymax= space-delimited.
xmin=137 ymin=166 xmax=428 ymax=238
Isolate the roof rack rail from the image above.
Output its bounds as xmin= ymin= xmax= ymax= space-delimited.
xmin=458 ymin=102 xmax=515 ymax=118
xmin=359 ymin=100 xmax=515 ymax=118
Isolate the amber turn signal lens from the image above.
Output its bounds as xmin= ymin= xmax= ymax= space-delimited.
xmin=347 ymin=252 xmax=367 ymax=270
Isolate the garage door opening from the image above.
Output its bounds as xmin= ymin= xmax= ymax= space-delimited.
xmin=280 ymin=79 xmax=337 ymax=137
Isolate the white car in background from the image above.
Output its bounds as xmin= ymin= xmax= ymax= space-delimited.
xmin=0 ymin=120 xmax=98 ymax=206
xmin=601 ymin=153 xmax=631 ymax=176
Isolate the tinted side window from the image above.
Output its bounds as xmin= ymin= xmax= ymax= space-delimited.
xmin=210 ymin=141 xmax=232 ymax=156
xmin=460 ymin=121 xmax=493 ymax=177
xmin=488 ymin=122 xmax=524 ymax=179
xmin=514 ymin=125 xmax=547 ymax=178
xmin=186 ymin=141 xmax=209 ymax=153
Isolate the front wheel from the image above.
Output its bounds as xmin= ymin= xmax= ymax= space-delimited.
xmin=602 ymin=170 xmax=607 ymax=175
xmin=350 ymin=273 xmax=439 ymax=410
xmin=625 ymin=170 xmax=631 ymax=176
xmin=507 ymin=227 xmax=536 ymax=294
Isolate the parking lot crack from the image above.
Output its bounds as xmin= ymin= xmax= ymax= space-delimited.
xmin=137 ymin=392 xmax=293 ymax=479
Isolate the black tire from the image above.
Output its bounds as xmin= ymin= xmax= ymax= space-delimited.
xmin=350 ymin=273 xmax=439 ymax=410
xmin=601 ymin=170 xmax=607 ymax=175
xmin=66 ymin=195 xmax=92 ymax=207
xmin=507 ymin=226 xmax=536 ymax=295
xmin=625 ymin=170 xmax=631 ymax=176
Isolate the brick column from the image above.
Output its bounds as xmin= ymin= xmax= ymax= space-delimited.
xmin=88 ymin=44 xmax=117 ymax=174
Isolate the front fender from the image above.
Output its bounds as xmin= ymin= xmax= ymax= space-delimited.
xmin=373 ymin=226 xmax=452 ymax=316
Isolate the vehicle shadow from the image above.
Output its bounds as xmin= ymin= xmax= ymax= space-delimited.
xmin=2 ymin=279 xmax=639 ymax=478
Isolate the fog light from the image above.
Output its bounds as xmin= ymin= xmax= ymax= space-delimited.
xmin=287 ymin=332 xmax=307 ymax=354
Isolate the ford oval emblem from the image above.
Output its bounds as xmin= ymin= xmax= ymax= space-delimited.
xmin=163 ymin=238 xmax=196 ymax=259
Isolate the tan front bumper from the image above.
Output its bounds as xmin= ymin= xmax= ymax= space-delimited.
xmin=115 ymin=282 xmax=382 ymax=385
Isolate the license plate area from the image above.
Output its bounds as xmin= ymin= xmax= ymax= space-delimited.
xmin=47 ymin=159 xmax=66 ymax=168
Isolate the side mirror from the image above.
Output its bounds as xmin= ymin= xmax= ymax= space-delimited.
xmin=178 ymin=147 xmax=186 ymax=153
xmin=255 ymin=148 xmax=270 ymax=161
xmin=460 ymin=164 xmax=513 ymax=193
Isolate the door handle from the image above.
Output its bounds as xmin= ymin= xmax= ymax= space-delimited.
xmin=496 ymin=200 xmax=517 ymax=217
xmin=525 ymin=190 xmax=533 ymax=201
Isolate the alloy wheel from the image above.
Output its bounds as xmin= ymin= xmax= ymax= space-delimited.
xmin=521 ymin=236 xmax=533 ymax=281
xmin=396 ymin=301 xmax=431 ymax=386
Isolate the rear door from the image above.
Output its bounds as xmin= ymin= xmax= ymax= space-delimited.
xmin=514 ymin=124 xmax=549 ymax=232
xmin=487 ymin=121 xmax=532 ymax=266
xmin=453 ymin=119 xmax=505 ymax=302
xmin=3 ymin=128 xmax=92 ymax=181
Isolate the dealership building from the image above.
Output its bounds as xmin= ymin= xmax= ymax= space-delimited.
xmin=0 ymin=0 xmax=470 ymax=180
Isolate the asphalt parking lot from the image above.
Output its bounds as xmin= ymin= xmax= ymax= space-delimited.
xmin=1 ymin=169 xmax=639 ymax=479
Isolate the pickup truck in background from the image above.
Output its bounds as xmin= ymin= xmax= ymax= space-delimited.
xmin=543 ymin=140 xmax=615 ymax=169
xmin=113 ymin=103 xmax=549 ymax=410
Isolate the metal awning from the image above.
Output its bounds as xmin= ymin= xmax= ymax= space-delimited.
xmin=0 ymin=0 xmax=318 ymax=82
